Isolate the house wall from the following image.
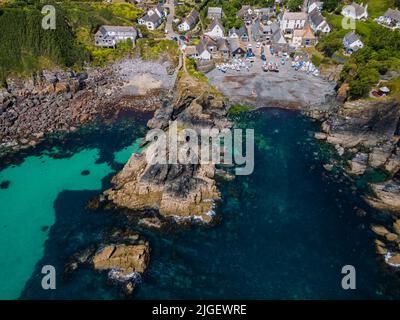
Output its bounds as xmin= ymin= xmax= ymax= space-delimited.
xmin=205 ymin=26 xmax=224 ymax=38
xmin=179 ymin=22 xmax=190 ymax=32
xmin=350 ymin=40 xmax=364 ymax=50
xmin=281 ymin=19 xmax=306 ymax=32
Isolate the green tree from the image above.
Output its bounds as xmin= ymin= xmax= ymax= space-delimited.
xmin=287 ymin=0 xmax=303 ymax=12
xmin=323 ymin=0 xmax=340 ymax=12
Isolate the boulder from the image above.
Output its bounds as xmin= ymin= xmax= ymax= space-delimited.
xmin=314 ymin=132 xmax=327 ymax=140
xmin=386 ymin=233 xmax=398 ymax=242
xmin=347 ymin=153 xmax=368 ymax=176
xmin=387 ymin=253 xmax=400 ymax=266
xmin=93 ymin=244 xmax=150 ymax=276
xmin=365 ymin=181 xmax=400 ymax=212
xmin=393 ymin=220 xmax=400 ymax=235
xmin=138 ymin=217 xmax=163 ymax=229
xmin=371 ymin=225 xmax=390 ymax=237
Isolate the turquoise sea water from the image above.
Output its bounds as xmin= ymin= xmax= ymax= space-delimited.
xmin=0 ymin=149 xmax=112 ymax=299
xmin=1 ymin=109 xmax=399 ymax=299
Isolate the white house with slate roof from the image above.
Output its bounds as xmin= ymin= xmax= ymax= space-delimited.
xmin=205 ymin=19 xmax=225 ymax=39
xmin=178 ymin=9 xmax=200 ymax=32
xmin=138 ymin=4 xmax=166 ymax=30
xmin=377 ymin=8 xmax=400 ymax=29
xmin=343 ymin=31 xmax=364 ymax=53
xmin=195 ymin=37 xmax=213 ymax=60
xmin=342 ymin=2 xmax=368 ymax=20
xmin=95 ymin=26 xmax=138 ymax=47
xmin=309 ymin=7 xmax=331 ymax=33
xmin=229 ymin=26 xmax=249 ymax=42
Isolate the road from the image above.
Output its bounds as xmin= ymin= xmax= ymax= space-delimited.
xmin=164 ymin=0 xmax=179 ymax=39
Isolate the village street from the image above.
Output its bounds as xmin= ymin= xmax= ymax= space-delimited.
xmin=164 ymin=0 xmax=179 ymax=39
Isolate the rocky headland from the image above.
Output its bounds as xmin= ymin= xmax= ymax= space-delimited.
xmin=104 ymin=72 xmax=232 ymax=224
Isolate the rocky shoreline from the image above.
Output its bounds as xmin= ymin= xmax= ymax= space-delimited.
xmin=307 ymin=93 xmax=400 ymax=270
xmin=3 ymin=54 xmax=400 ymax=294
xmin=0 ymin=59 xmax=175 ymax=159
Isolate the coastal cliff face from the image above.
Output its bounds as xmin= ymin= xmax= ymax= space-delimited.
xmin=313 ymin=97 xmax=400 ymax=210
xmin=104 ymin=74 xmax=231 ymax=223
xmin=310 ymin=94 xmax=400 ymax=270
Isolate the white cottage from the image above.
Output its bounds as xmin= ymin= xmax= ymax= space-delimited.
xmin=309 ymin=8 xmax=331 ymax=33
xmin=205 ymin=19 xmax=225 ymax=39
xmin=343 ymin=32 xmax=364 ymax=53
xmin=342 ymin=2 xmax=368 ymax=20
xmin=178 ymin=9 xmax=200 ymax=32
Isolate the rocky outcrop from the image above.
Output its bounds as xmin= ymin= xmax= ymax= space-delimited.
xmin=93 ymin=244 xmax=150 ymax=277
xmin=104 ymin=74 xmax=232 ymax=223
xmin=372 ymin=220 xmax=400 ymax=268
xmin=316 ymin=97 xmax=400 ymax=176
xmin=365 ymin=181 xmax=400 ymax=212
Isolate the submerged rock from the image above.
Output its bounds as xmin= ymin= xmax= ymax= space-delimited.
xmin=0 ymin=180 xmax=10 ymax=189
xmin=138 ymin=217 xmax=163 ymax=230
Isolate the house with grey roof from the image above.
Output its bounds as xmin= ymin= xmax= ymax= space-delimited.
xmin=377 ymin=8 xmax=400 ymax=29
xmin=253 ymin=20 xmax=286 ymax=45
xmin=309 ymin=7 xmax=331 ymax=33
xmin=138 ymin=4 xmax=165 ymax=30
xmin=238 ymin=26 xmax=249 ymax=42
xmin=343 ymin=32 xmax=364 ymax=53
xmin=341 ymin=2 xmax=368 ymax=20
xmin=195 ymin=37 xmax=217 ymax=60
xmin=254 ymin=7 xmax=274 ymax=18
xmin=228 ymin=38 xmax=247 ymax=58
xmin=207 ymin=7 xmax=223 ymax=20
xmin=95 ymin=26 xmax=138 ymax=47
xmin=216 ymin=38 xmax=230 ymax=60
xmin=205 ymin=19 xmax=225 ymax=39
xmin=237 ymin=5 xmax=256 ymax=24
xmin=178 ymin=9 xmax=200 ymax=32
xmin=229 ymin=27 xmax=239 ymax=39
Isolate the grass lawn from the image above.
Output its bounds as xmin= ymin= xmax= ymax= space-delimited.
xmin=387 ymin=77 xmax=400 ymax=95
xmin=356 ymin=0 xmax=396 ymax=18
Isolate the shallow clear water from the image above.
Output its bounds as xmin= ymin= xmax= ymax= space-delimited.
xmin=0 ymin=109 xmax=397 ymax=299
